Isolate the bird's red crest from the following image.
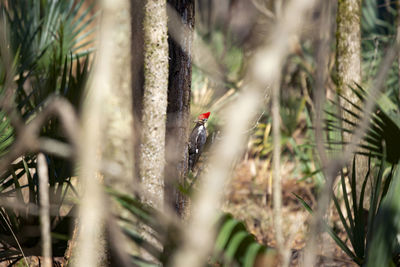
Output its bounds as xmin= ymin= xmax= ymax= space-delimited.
xmin=198 ymin=112 xmax=211 ymax=120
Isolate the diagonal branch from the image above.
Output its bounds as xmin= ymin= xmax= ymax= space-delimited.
xmin=0 ymin=96 xmax=79 ymax=174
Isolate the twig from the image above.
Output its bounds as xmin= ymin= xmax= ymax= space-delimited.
xmin=272 ymin=76 xmax=290 ymax=266
xmin=251 ymin=0 xmax=275 ymax=20
xmin=38 ymin=153 xmax=52 ymax=267
xmin=305 ymin=2 xmax=342 ymax=265
xmin=38 ymin=138 xmax=74 ymax=159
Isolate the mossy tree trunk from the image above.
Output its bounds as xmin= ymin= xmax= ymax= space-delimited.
xmin=165 ymin=0 xmax=194 ymax=218
xmin=140 ymin=0 xmax=169 ymax=209
xmin=336 ymin=0 xmax=368 ymax=196
xmin=336 ymin=0 xmax=361 ymax=90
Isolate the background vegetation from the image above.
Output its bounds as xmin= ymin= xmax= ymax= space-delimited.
xmin=0 ymin=0 xmax=399 ymax=266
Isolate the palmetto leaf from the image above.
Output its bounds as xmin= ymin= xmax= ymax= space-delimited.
xmin=212 ymin=213 xmax=272 ymax=267
xmin=366 ymin=164 xmax=400 ymax=266
xmin=323 ymin=84 xmax=400 ymax=163
xmin=0 ymin=0 xmax=96 ymax=258
xmin=3 ymin=0 xmax=95 ymax=119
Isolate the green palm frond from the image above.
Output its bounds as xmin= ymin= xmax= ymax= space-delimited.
xmin=323 ymin=84 xmax=400 ymax=163
xmin=3 ymin=0 xmax=96 ymax=119
xmin=296 ymin=156 xmax=395 ymax=266
xmin=4 ymin=0 xmax=97 ymax=71
xmin=0 ymin=0 xmax=96 ymax=259
xmin=212 ymin=213 xmax=274 ymax=267
xmin=366 ymin=163 xmax=400 ymax=266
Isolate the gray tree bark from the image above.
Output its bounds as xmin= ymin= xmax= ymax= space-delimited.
xmin=337 ymin=0 xmax=361 ymax=91
xmin=336 ymin=0 xmax=367 ymax=186
xmin=140 ymin=0 xmax=169 ymax=209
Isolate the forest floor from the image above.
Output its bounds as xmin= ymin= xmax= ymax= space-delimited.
xmin=222 ymin=159 xmax=357 ymax=267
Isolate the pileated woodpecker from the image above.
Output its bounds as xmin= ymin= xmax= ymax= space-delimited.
xmin=188 ymin=112 xmax=210 ymax=171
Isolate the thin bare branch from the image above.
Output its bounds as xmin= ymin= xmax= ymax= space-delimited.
xmin=251 ymin=0 xmax=275 ymax=19
xmin=38 ymin=153 xmax=52 ymax=267
xmin=304 ymin=1 xmax=334 ymax=265
xmin=272 ymin=76 xmax=290 ymax=266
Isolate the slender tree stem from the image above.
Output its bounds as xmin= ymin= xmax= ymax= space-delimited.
xmin=38 ymin=153 xmax=52 ymax=267
xmin=272 ymin=77 xmax=289 ymax=266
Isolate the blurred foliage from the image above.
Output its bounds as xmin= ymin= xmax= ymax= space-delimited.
xmin=212 ymin=213 xmax=277 ymax=267
xmin=362 ymin=0 xmax=399 ymax=100
xmin=108 ymin=187 xmax=274 ymax=267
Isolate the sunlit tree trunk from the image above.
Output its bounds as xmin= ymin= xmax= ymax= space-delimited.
xmin=336 ymin=0 xmax=361 ymax=111
xmin=140 ymin=0 xmax=169 ymax=209
xmin=165 ymin=0 xmax=194 ymax=218
xmin=336 ymin=0 xmax=367 ymax=185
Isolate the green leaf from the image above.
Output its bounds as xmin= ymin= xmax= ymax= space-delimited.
xmin=215 ymin=217 xmax=246 ymax=251
xmin=131 ymin=255 xmax=161 ymax=267
xmin=242 ymin=243 xmax=264 ymax=267
xmin=366 ymin=165 xmax=400 ymax=266
xmin=224 ymin=231 xmax=253 ymax=266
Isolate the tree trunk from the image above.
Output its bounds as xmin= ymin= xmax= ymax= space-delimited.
xmin=131 ymin=0 xmax=145 ymax=183
xmin=140 ymin=0 xmax=169 ymax=209
xmin=165 ymin=0 xmax=194 ymax=218
xmin=72 ymin=0 xmax=133 ymax=265
xmin=397 ymin=0 xmax=400 ymax=100
xmin=336 ymin=0 xmax=367 ymax=187
xmin=336 ymin=0 xmax=361 ymax=104
xmin=102 ymin=0 xmax=134 ymax=193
